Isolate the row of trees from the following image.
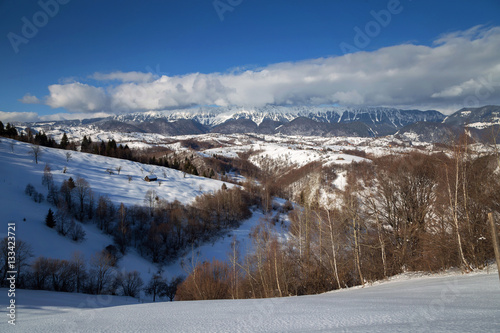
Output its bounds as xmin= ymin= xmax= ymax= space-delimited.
xmin=41 ymin=161 xmax=255 ymax=265
xmin=0 ymin=121 xmax=20 ymax=138
xmin=176 ymin=146 xmax=500 ymax=300
xmin=117 ymin=186 xmax=253 ymax=264
xmin=2 ymin=126 xmax=229 ymax=182
xmin=0 ymin=242 xmax=182 ymax=300
xmin=80 ymin=136 xmax=133 ymax=160
xmin=0 ymin=121 xmax=76 ymax=150
xmin=80 ymin=136 xmax=208 ymax=178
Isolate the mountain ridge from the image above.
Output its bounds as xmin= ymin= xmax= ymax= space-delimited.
xmin=18 ymin=105 xmax=500 ymax=141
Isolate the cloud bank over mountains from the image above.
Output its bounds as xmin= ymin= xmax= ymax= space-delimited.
xmin=20 ymin=25 xmax=500 ymax=118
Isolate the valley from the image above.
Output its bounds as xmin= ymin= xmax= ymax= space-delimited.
xmin=0 ymin=105 xmax=499 ymax=331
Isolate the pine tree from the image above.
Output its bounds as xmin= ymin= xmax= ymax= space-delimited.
xmin=45 ymin=209 xmax=56 ymax=228
xmin=60 ymin=133 xmax=69 ymax=149
xmin=67 ymin=177 xmax=76 ymax=189
xmin=5 ymin=123 xmax=18 ymax=138
xmin=81 ymin=136 xmax=90 ymax=152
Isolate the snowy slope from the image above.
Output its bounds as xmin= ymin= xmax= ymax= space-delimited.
xmin=162 ymin=206 xmax=289 ymax=279
xmin=1 ymin=270 xmax=498 ymax=332
xmin=0 ymin=138 xmax=236 ymax=282
xmin=201 ymin=139 xmax=369 ymax=170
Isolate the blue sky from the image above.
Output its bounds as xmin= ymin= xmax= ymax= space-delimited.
xmin=1 ymin=0 xmax=500 ymax=121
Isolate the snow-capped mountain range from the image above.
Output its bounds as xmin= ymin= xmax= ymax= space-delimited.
xmin=19 ymin=105 xmax=500 ymax=142
xmin=113 ymin=105 xmax=444 ymax=134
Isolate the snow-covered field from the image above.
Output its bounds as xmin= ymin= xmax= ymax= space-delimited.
xmin=1 ymin=269 xmax=498 ymax=332
xmin=25 ymin=122 xmax=435 ymax=167
xmin=0 ymin=138 xmax=240 ymax=283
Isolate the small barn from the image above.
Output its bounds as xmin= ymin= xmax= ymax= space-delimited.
xmin=144 ymin=174 xmax=157 ymax=182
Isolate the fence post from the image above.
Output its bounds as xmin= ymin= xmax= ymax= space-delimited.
xmin=488 ymin=213 xmax=500 ymax=282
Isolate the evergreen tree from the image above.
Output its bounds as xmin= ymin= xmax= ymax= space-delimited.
xmin=81 ymin=136 xmax=90 ymax=152
xmin=99 ymin=141 xmax=106 ymax=155
xmin=60 ymin=133 xmax=69 ymax=149
xmin=5 ymin=123 xmax=18 ymax=138
xmin=35 ymin=131 xmax=49 ymax=146
xmin=67 ymin=177 xmax=76 ymax=190
xmin=106 ymin=139 xmax=116 ymax=156
xmin=45 ymin=209 xmax=56 ymax=228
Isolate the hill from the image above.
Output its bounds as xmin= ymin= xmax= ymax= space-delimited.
xmin=0 ymin=138 xmax=247 ymax=284
xmin=1 ymin=270 xmax=498 ymax=332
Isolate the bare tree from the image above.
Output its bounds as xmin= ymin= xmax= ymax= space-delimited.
xmin=162 ymin=276 xmax=184 ymax=301
xmin=70 ymin=251 xmax=87 ymax=293
xmin=88 ymin=251 xmax=115 ymax=294
xmin=444 ymin=149 xmax=471 ymax=271
xmin=144 ymin=189 xmax=158 ymax=217
xmin=115 ymin=203 xmax=129 ymax=254
xmin=56 ymin=207 xmax=71 ymax=236
xmin=144 ymin=273 xmax=166 ymax=302
xmin=74 ymin=177 xmax=92 ymax=221
xmin=42 ymin=164 xmax=53 ymax=190
xmin=321 ymin=208 xmax=342 ymax=289
xmin=228 ymin=237 xmax=240 ymax=299
xmin=117 ymin=270 xmax=143 ymax=297
xmin=342 ymin=186 xmax=364 ymax=286
xmin=31 ymin=257 xmax=51 ymax=290
xmin=0 ymin=238 xmax=33 ymax=287
xmin=29 ymin=144 xmax=41 ymax=164
xmin=69 ymin=221 xmax=86 ymax=242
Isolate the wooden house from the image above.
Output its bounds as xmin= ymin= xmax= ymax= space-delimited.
xmin=144 ymin=174 xmax=157 ymax=182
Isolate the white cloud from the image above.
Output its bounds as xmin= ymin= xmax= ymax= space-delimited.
xmin=32 ymin=25 xmax=500 ymax=114
xmin=0 ymin=110 xmax=115 ymax=123
xmin=45 ymin=82 xmax=109 ymax=113
xmin=39 ymin=112 xmax=114 ymax=121
xmin=19 ymin=93 xmax=41 ymax=104
xmin=92 ymin=71 xmax=155 ymax=83
xmin=0 ymin=111 xmax=40 ymax=123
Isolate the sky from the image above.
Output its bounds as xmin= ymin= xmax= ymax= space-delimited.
xmin=0 ymin=0 xmax=500 ymax=122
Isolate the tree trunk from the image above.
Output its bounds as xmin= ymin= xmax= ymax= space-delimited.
xmin=488 ymin=213 xmax=500 ymax=282
xmin=445 ymin=166 xmax=471 ymax=272
xmin=274 ymin=246 xmax=282 ymax=297
xmin=326 ymin=210 xmax=341 ymax=289
xmin=353 ymin=219 xmax=364 ymax=286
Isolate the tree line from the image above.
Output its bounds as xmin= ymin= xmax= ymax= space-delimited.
xmin=0 ymin=240 xmax=182 ymax=300
xmin=40 ymin=163 xmax=255 ymax=264
xmin=0 ymin=124 xmax=237 ymax=181
xmin=5 ymin=169 xmax=259 ymax=299
xmin=175 ymin=144 xmax=500 ymax=300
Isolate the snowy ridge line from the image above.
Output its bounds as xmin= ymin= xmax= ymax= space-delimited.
xmin=112 ymin=105 xmax=444 ymax=127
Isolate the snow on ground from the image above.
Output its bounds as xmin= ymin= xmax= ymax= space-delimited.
xmin=0 ymin=138 xmax=235 ymax=283
xmin=162 ymin=207 xmax=289 ymax=279
xmin=24 ymin=126 xmax=451 ymax=168
xmin=0 ymin=138 xmax=230 ymax=209
xmin=332 ymin=170 xmax=347 ymax=191
xmin=202 ymin=140 xmax=369 ymax=170
xmin=1 ymin=269 xmax=498 ymax=332
xmin=0 ymin=138 xmax=290 ymax=294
